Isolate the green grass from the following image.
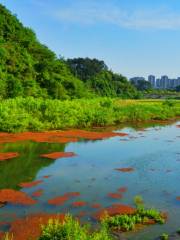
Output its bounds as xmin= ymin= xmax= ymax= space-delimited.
xmin=0 ymin=97 xmax=180 ymax=132
xmin=38 ymin=208 xmax=165 ymax=240
xmin=39 ymin=215 xmax=112 ymax=240
xmin=102 ymin=206 xmax=165 ymax=232
xmin=160 ymin=233 xmax=169 ymax=240
xmin=38 ymin=207 xmax=165 ymax=240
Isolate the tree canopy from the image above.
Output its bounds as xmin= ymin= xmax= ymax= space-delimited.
xmin=0 ymin=4 xmax=138 ymax=99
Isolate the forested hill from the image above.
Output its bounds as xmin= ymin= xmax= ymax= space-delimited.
xmin=0 ymin=4 xmax=138 ymax=99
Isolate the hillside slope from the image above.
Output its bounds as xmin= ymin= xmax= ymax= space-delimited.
xmin=0 ymin=4 xmax=138 ymax=99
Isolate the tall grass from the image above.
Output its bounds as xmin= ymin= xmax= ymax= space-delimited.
xmin=39 ymin=215 xmax=112 ymax=240
xmin=0 ymin=97 xmax=179 ymax=132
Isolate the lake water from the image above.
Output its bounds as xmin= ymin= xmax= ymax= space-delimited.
xmin=0 ymin=121 xmax=180 ymax=239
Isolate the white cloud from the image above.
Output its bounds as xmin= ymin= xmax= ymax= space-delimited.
xmin=51 ymin=1 xmax=180 ymax=30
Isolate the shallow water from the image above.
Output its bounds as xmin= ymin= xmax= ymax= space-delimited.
xmin=0 ymin=121 xmax=180 ymax=239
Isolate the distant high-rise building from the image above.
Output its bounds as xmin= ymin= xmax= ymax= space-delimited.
xmin=161 ymin=75 xmax=169 ymax=89
xmin=148 ymin=75 xmax=156 ymax=88
xmin=156 ymin=79 xmax=161 ymax=89
xmin=176 ymin=77 xmax=180 ymax=87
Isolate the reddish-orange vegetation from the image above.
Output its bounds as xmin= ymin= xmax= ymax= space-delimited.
xmin=0 ymin=231 xmax=4 ymax=239
xmin=108 ymin=193 xmax=123 ymax=199
xmin=115 ymin=167 xmax=134 ymax=172
xmin=43 ymin=175 xmax=51 ymax=179
xmin=64 ymin=192 xmax=80 ymax=197
xmin=72 ymin=201 xmax=87 ymax=207
xmin=176 ymin=197 xmax=180 ymax=201
xmin=91 ymin=203 xmax=102 ymax=209
xmin=0 ymin=132 xmax=78 ymax=144
xmin=94 ymin=203 xmax=136 ymax=220
xmin=118 ymin=187 xmax=127 ymax=193
xmin=40 ymin=152 xmax=76 ymax=160
xmin=7 ymin=213 xmax=65 ymax=240
xmin=19 ymin=180 xmax=43 ymax=188
xmin=0 ymin=130 xmax=128 ymax=145
xmin=77 ymin=211 xmax=86 ymax=218
xmin=56 ymin=129 xmax=129 ymax=140
xmin=48 ymin=195 xmax=69 ymax=206
xmin=32 ymin=190 xmax=43 ymax=198
xmin=145 ymin=219 xmax=156 ymax=225
xmin=48 ymin=192 xmax=80 ymax=206
xmin=0 ymin=152 xmax=19 ymax=162
xmin=0 ymin=189 xmax=37 ymax=205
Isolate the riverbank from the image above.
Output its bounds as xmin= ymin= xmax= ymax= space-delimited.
xmin=0 ymin=98 xmax=180 ymax=132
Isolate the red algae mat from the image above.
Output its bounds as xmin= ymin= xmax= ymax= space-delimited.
xmin=118 ymin=187 xmax=128 ymax=193
xmin=0 ymin=129 xmax=128 ymax=144
xmin=115 ymin=167 xmax=135 ymax=172
xmin=64 ymin=192 xmax=80 ymax=197
xmin=40 ymin=152 xmax=76 ymax=160
xmin=94 ymin=203 xmax=136 ymax=220
xmin=72 ymin=201 xmax=87 ymax=207
xmin=91 ymin=203 xmax=102 ymax=209
xmin=0 ymin=189 xmax=37 ymax=205
xmin=32 ymin=190 xmax=43 ymax=198
xmin=108 ymin=193 xmax=123 ymax=199
xmin=19 ymin=180 xmax=43 ymax=188
xmin=0 ymin=152 xmax=19 ymax=162
xmin=48 ymin=196 xmax=69 ymax=206
xmin=4 ymin=213 xmax=65 ymax=240
xmin=48 ymin=192 xmax=80 ymax=206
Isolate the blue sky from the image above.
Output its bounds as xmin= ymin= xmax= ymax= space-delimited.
xmin=1 ymin=0 xmax=180 ymax=78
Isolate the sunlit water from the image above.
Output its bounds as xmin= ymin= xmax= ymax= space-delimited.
xmin=0 ymin=121 xmax=180 ymax=239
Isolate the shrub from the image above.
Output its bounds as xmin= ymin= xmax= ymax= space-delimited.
xmin=39 ymin=215 xmax=112 ymax=240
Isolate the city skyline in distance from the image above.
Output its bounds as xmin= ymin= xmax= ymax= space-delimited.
xmin=130 ymin=74 xmax=180 ymax=80
xmin=130 ymin=75 xmax=180 ymax=89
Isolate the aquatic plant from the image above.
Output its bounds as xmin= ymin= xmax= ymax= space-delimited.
xmin=101 ymin=206 xmax=165 ymax=232
xmin=137 ymin=207 xmax=165 ymax=224
xmin=38 ymin=215 xmax=112 ymax=240
xmin=134 ymin=195 xmax=144 ymax=208
xmin=160 ymin=233 xmax=169 ymax=240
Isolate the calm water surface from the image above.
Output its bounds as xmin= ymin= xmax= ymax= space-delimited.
xmin=0 ymin=121 xmax=180 ymax=239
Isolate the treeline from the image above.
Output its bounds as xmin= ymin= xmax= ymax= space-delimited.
xmin=0 ymin=4 xmax=139 ymax=99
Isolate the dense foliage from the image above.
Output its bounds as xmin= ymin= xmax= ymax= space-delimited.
xmin=38 ymin=206 xmax=165 ymax=240
xmin=131 ymin=79 xmax=152 ymax=91
xmin=38 ymin=204 xmax=165 ymax=239
xmin=102 ymin=207 xmax=165 ymax=232
xmin=39 ymin=215 xmax=112 ymax=240
xmin=0 ymin=4 xmax=91 ymax=99
xmin=67 ymin=58 xmax=138 ymax=98
xmin=0 ymin=98 xmax=179 ymax=132
xmin=0 ymin=4 xmax=138 ymax=99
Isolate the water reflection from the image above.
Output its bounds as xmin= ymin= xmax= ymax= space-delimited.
xmin=0 ymin=121 xmax=179 ymax=240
